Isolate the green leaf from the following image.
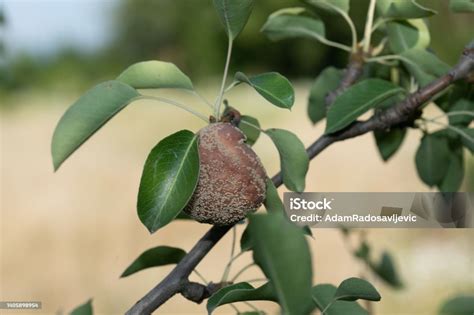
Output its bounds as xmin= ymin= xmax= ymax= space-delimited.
xmin=235 ymin=72 xmax=294 ymax=109
xmin=401 ymin=49 xmax=451 ymax=87
xmin=137 ymin=130 xmax=199 ymax=233
xmin=449 ymin=0 xmax=474 ymax=13
xmin=310 ymin=284 xmax=368 ymax=315
xmin=438 ymin=146 xmax=464 ymax=192
xmin=261 ymin=13 xmax=326 ymax=43
xmin=51 ymin=81 xmax=140 ymax=170
xmin=269 ymin=7 xmax=306 ymax=18
xmin=263 ymin=178 xmax=313 ymax=237
xmin=207 ymin=282 xmax=277 ymax=314
xmin=448 ymin=99 xmax=474 ymax=126
xmin=439 ymin=295 xmax=474 ymax=315
xmin=354 ymin=241 xmax=371 ymax=260
xmin=325 ymin=79 xmax=405 ymax=134
xmin=334 ymin=278 xmax=381 ymax=302
xmin=120 ymin=246 xmax=186 ymax=278
xmin=248 ymin=213 xmax=312 ymax=315
xmin=377 ymin=0 xmax=436 ymax=18
xmin=242 ymin=181 xmax=312 ymax=252
xmin=435 ymin=128 xmax=461 ymax=140
xmin=70 ymin=300 xmax=93 ymax=315
xmin=369 ymin=252 xmax=403 ymax=288
xmin=376 ymin=92 xmax=406 ymax=110
xmin=386 ymin=20 xmax=430 ymax=54
xmin=265 ymin=129 xmax=309 ymax=192
xmin=213 ymin=0 xmax=254 ymax=40
xmin=302 ymin=225 xmax=313 ymax=237
xmin=308 ymin=67 xmax=343 ymax=124
xmin=175 ymin=211 xmax=192 ymax=220
xmin=239 ymin=115 xmax=261 ymax=146
xmin=374 ymin=128 xmax=407 ymax=161
xmin=117 ymin=61 xmax=193 ymax=90
xmin=263 ymin=178 xmax=286 ymax=214
xmin=461 ymin=128 xmax=474 ymax=153
xmin=240 ymin=226 xmax=252 ymax=251
xmin=306 ymin=0 xmax=350 ymax=14
xmin=415 ymin=134 xmax=451 ymax=186
xmin=437 ymin=81 xmax=474 ymax=112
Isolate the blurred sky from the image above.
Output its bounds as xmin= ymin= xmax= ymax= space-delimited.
xmin=1 ymin=0 xmax=116 ymax=56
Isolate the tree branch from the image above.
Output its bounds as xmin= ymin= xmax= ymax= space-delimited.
xmin=325 ymin=49 xmax=366 ymax=106
xmin=273 ymin=46 xmax=474 ymax=187
xmin=180 ymin=281 xmax=228 ymax=304
xmin=126 ymin=225 xmax=232 ymax=314
xmin=126 ymin=46 xmax=474 ymax=315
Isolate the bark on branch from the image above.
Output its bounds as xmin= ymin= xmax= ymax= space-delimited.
xmin=325 ymin=49 xmax=366 ymax=106
xmin=180 ymin=281 xmax=228 ymax=304
xmin=126 ymin=46 xmax=474 ymax=315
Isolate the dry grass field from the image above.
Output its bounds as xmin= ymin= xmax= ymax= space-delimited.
xmin=1 ymin=83 xmax=473 ymax=314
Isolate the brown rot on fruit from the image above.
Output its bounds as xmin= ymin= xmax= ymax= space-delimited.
xmin=185 ymin=118 xmax=267 ymax=225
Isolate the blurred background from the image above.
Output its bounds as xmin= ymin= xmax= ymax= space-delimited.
xmin=1 ymin=0 xmax=473 ymax=314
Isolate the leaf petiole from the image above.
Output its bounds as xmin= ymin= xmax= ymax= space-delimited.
xmin=420 ymin=118 xmax=474 ymax=145
xmin=362 ymin=0 xmax=377 ymax=53
xmin=428 ymin=111 xmax=474 ymax=122
xmin=140 ymin=95 xmax=209 ymax=122
xmin=230 ymin=262 xmax=256 ymax=282
xmin=191 ymin=90 xmax=214 ymax=109
xmin=365 ymin=54 xmax=418 ymax=69
xmin=224 ymin=81 xmax=239 ymax=93
xmin=229 ymin=303 xmax=241 ymax=313
xmin=319 ymin=2 xmax=357 ymax=51
xmin=192 ymin=269 xmax=208 ymax=284
xmin=371 ymin=37 xmax=388 ymax=56
xmin=371 ymin=17 xmax=395 ymax=33
xmin=308 ymin=30 xmax=352 ymax=52
xmin=239 ymin=119 xmax=265 ymax=133
xmin=321 ymin=299 xmax=335 ymax=314
xmin=215 ymin=38 xmax=234 ymax=119
xmin=221 ymin=226 xmax=238 ymax=282
xmin=243 ymin=301 xmax=261 ymax=313
xmin=221 ymin=251 xmax=246 ymax=282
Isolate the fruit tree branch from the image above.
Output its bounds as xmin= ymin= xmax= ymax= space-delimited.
xmin=273 ymin=46 xmax=473 ymax=187
xmin=126 ymin=45 xmax=474 ymax=315
xmin=325 ymin=49 xmax=366 ymax=106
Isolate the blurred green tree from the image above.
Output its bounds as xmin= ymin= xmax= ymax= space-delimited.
xmin=110 ymin=0 xmax=369 ymax=78
xmin=1 ymin=0 xmax=472 ymax=97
